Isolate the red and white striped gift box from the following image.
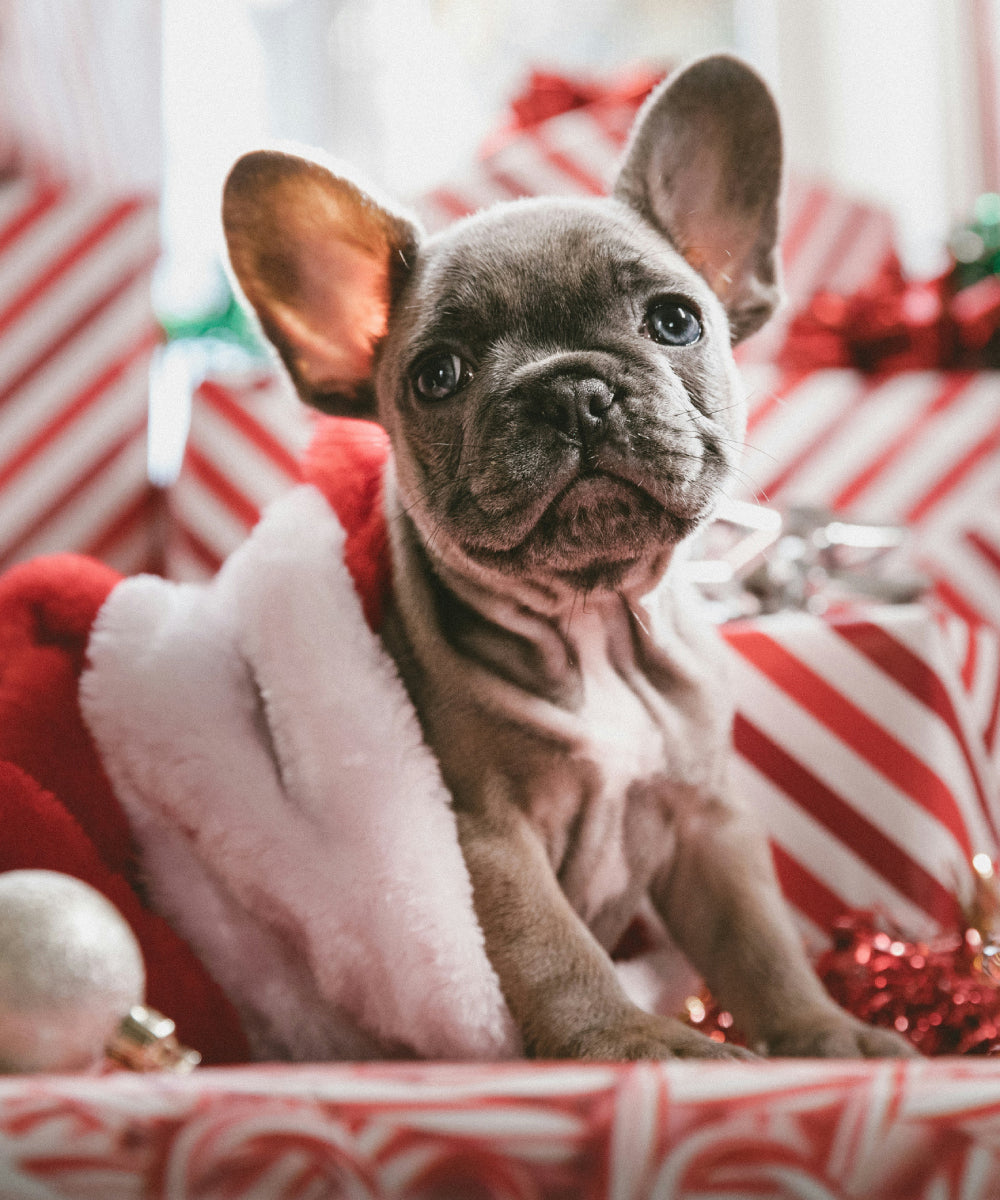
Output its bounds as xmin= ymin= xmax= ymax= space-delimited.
xmin=163 ymin=368 xmax=313 ymax=581
xmin=943 ymin=613 xmax=1000 ymax=778
xmin=735 ymin=365 xmax=1000 ymax=633
xmin=0 ymin=175 xmax=163 ymax=575
xmin=724 ymin=603 xmax=1000 ymax=949
xmin=4 ymin=1058 xmax=1000 ymax=1199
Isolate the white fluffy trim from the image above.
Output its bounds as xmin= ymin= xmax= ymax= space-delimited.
xmin=80 ymin=485 xmax=520 ymax=1062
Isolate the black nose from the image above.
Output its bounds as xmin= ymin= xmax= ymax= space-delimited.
xmin=542 ymin=376 xmax=616 ymax=442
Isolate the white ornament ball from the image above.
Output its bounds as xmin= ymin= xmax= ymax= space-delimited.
xmin=0 ymin=870 xmax=145 ymax=1073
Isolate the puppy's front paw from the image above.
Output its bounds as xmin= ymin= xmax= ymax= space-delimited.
xmin=566 ymin=1013 xmax=758 ymax=1062
xmin=763 ymin=1011 xmax=918 ymax=1059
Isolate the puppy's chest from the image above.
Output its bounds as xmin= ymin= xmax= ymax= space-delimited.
xmin=568 ymin=625 xmax=675 ymax=794
xmin=518 ymin=609 xmax=726 ymax=934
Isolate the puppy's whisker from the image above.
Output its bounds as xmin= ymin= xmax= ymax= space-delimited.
xmin=738 ymin=441 xmax=780 ymax=467
xmin=626 ymin=597 xmax=651 ymax=637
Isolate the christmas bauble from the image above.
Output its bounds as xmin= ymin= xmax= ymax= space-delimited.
xmin=0 ymin=871 xmax=145 ymax=1073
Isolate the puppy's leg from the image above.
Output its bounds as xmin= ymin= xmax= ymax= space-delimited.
xmin=651 ymin=796 xmax=915 ymax=1057
xmin=456 ymin=793 xmax=755 ymax=1061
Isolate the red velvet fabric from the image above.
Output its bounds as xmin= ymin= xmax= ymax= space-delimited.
xmin=301 ymin=416 xmax=391 ymax=632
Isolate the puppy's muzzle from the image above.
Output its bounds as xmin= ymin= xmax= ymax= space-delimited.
xmin=513 ymin=353 xmax=622 ymax=458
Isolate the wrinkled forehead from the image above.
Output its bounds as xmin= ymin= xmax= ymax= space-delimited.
xmin=398 ymin=197 xmax=705 ymax=348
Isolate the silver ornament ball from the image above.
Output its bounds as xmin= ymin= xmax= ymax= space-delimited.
xmin=0 ymin=870 xmax=145 ymax=1073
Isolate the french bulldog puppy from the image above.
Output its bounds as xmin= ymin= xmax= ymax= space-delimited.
xmin=221 ymin=54 xmax=913 ymax=1060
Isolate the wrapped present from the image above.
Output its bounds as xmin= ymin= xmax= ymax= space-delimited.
xmin=163 ymin=367 xmax=314 ymax=580
xmin=724 ymin=603 xmax=1000 ymax=949
xmin=0 ymin=174 xmax=163 ymax=574
xmin=5 ymin=1059 xmax=1000 ymax=1197
xmin=0 ymin=1 xmax=164 ymax=575
xmin=734 ymin=365 xmax=1000 ymax=632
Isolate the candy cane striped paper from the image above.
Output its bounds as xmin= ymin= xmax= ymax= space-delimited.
xmin=3 ymin=1059 xmax=1000 ymax=1199
xmin=164 ymin=368 xmax=313 ymax=580
xmin=735 ymin=365 xmax=1000 ymax=632
xmin=0 ymin=176 xmax=163 ymax=575
xmin=942 ymin=613 xmax=1000 ymax=778
xmin=723 ymin=604 xmax=1000 ymax=946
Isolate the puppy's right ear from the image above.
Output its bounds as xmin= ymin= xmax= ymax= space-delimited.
xmin=222 ymin=150 xmax=419 ymax=417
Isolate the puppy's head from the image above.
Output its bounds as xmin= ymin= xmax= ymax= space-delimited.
xmin=223 ymin=54 xmax=782 ymax=593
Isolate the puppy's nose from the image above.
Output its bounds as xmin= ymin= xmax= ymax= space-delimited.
xmin=543 ymin=376 xmax=616 ymax=442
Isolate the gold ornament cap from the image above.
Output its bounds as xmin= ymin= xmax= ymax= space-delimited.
xmin=106 ymin=1005 xmax=201 ymax=1073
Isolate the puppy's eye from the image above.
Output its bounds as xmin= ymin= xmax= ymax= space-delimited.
xmin=642 ymin=299 xmax=702 ymax=347
xmin=413 ymin=353 xmax=471 ymax=400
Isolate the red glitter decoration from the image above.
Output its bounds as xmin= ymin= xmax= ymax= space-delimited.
xmin=817 ymin=912 xmax=1000 ymax=1055
xmin=688 ymin=910 xmax=1000 ymax=1056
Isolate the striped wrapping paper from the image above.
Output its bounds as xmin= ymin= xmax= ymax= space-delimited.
xmin=163 ymin=368 xmax=313 ymax=581
xmin=943 ymin=613 xmax=1000 ymax=777
xmin=735 ymin=365 xmax=1000 ymax=634
xmin=4 ymin=1059 xmax=1000 ymax=1199
xmin=723 ymin=604 xmax=1000 ymax=947
xmin=0 ymin=174 xmax=163 ymax=575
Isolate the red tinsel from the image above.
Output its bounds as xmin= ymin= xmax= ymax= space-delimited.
xmin=688 ymin=909 xmax=1000 ymax=1056
xmin=817 ymin=912 xmax=1000 ymax=1055
xmin=778 ymin=259 xmax=1000 ymax=374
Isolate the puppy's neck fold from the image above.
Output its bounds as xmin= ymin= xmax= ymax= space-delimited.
xmin=383 ymin=471 xmax=676 ymax=706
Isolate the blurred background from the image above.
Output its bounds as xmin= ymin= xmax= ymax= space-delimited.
xmin=1 ymin=2 xmax=999 ymax=1075
xmin=1 ymin=1 xmax=993 ymax=319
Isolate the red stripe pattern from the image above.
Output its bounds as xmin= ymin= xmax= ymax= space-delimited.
xmin=163 ymin=371 xmax=313 ymax=580
xmin=0 ymin=175 xmax=163 ymax=575
xmin=4 ymin=1059 xmax=1000 ymax=1197
xmin=723 ymin=605 xmax=1000 ymax=943
xmin=737 ymin=365 xmax=1000 ymax=632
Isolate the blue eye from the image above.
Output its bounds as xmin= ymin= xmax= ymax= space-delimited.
xmin=414 ymin=353 xmax=471 ymax=400
xmin=643 ymin=299 xmax=702 ymax=347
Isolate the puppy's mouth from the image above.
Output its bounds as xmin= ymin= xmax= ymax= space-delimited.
xmin=461 ymin=464 xmax=711 ymax=588
xmin=547 ymin=472 xmax=651 ymax=532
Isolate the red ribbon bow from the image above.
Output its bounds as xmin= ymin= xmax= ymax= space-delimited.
xmin=779 ymin=259 xmax=1000 ymax=373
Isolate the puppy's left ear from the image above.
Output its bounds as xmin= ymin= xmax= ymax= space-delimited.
xmin=614 ymin=54 xmax=783 ymax=343
xmin=223 ymin=150 xmax=420 ymax=417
